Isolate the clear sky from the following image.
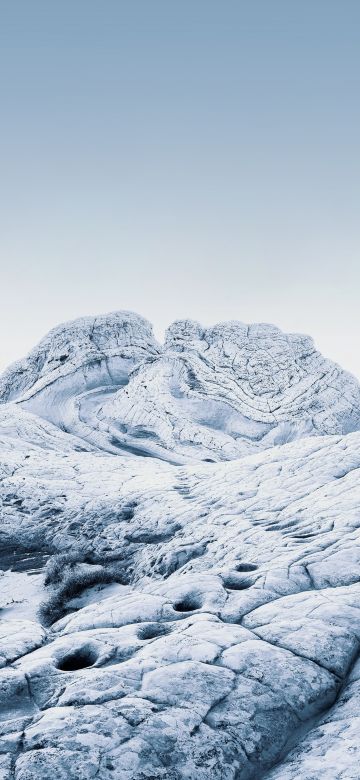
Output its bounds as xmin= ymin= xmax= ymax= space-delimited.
xmin=0 ymin=0 xmax=359 ymax=377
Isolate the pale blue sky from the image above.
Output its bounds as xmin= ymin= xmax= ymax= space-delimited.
xmin=0 ymin=0 xmax=359 ymax=376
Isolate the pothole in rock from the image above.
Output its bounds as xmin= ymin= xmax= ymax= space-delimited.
xmin=173 ymin=595 xmax=202 ymax=613
xmin=223 ymin=574 xmax=254 ymax=591
xmin=57 ymin=647 xmax=98 ymax=672
xmin=234 ymin=562 xmax=258 ymax=573
xmin=138 ymin=623 xmax=171 ymax=640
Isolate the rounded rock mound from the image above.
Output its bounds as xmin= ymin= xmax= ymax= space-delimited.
xmin=1 ymin=312 xmax=359 ymax=462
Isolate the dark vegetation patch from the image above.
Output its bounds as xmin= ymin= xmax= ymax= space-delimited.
xmin=43 ymin=545 xmax=134 ymax=586
xmin=40 ymin=549 xmax=130 ymax=626
xmin=44 ymin=550 xmax=87 ymax=587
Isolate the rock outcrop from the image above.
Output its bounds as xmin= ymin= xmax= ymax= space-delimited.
xmin=1 ymin=313 xmax=359 ymax=461
xmin=1 ymin=312 xmax=360 ymax=779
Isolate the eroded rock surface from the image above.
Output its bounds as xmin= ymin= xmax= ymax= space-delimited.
xmin=1 ymin=312 xmax=360 ymax=779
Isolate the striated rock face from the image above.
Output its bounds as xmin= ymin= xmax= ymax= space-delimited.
xmin=102 ymin=318 xmax=360 ymax=461
xmin=0 ymin=311 xmax=161 ymax=455
xmin=0 ymin=311 xmax=159 ymax=404
xmin=1 ymin=311 xmax=360 ymax=779
xmin=1 ymin=312 xmax=359 ymax=461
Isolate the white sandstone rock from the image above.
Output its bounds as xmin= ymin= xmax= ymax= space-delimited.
xmin=0 ymin=311 xmax=360 ymax=779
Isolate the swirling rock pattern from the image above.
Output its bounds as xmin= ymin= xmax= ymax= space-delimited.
xmin=1 ymin=311 xmax=360 ymax=779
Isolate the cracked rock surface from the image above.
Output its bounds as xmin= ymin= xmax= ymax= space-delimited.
xmin=1 ymin=311 xmax=360 ymax=779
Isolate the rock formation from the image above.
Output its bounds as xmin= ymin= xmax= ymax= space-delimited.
xmin=1 ymin=311 xmax=360 ymax=779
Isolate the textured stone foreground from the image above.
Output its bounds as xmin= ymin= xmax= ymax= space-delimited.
xmin=1 ymin=312 xmax=360 ymax=779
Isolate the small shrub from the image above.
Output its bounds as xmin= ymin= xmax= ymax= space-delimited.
xmin=39 ymin=562 xmax=127 ymax=626
xmin=44 ymin=548 xmax=88 ymax=586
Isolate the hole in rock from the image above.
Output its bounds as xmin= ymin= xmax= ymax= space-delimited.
xmin=223 ymin=575 xmax=253 ymax=591
xmin=138 ymin=623 xmax=171 ymax=640
xmin=234 ymin=563 xmax=258 ymax=573
xmin=57 ymin=647 xmax=98 ymax=672
xmin=173 ymin=595 xmax=202 ymax=612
